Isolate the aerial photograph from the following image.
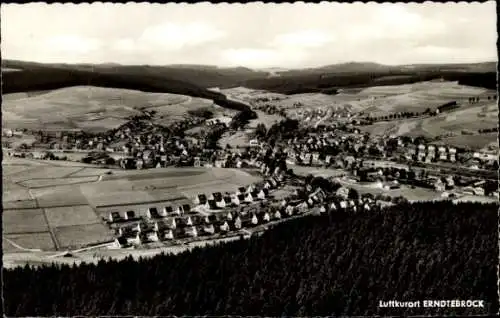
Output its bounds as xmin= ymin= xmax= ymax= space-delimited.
xmin=1 ymin=2 xmax=498 ymax=316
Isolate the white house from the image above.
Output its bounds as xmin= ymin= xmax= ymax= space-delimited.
xmin=145 ymin=231 xmax=159 ymax=242
xmin=163 ymin=229 xmax=174 ymax=240
xmin=125 ymin=232 xmax=141 ymax=245
xmin=251 ymin=214 xmax=259 ymax=225
xmin=185 ymin=226 xmax=198 ymax=237
xmin=340 ymin=201 xmax=348 ymax=209
xmin=262 ymin=212 xmax=271 ymax=223
xmin=257 ymin=190 xmax=267 ymax=200
xmin=285 ymin=205 xmax=295 ymax=216
xmin=273 ymin=211 xmax=282 ymax=220
xmin=233 ymin=216 xmax=242 ymax=229
xmin=232 ymin=194 xmax=242 ymax=206
xmin=203 ymin=224 xmax=215 ymax=235
xmin=219 ymin=221 xmax=230 ymax=232
xmin=245 ymin=192 xmax=254 ymax=203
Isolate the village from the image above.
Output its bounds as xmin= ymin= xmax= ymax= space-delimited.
xmin=3 ymin=94 xmax=498 ymax=252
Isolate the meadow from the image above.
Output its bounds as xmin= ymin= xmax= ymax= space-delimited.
xmin=2 ymin=86 xmax=215 ymax=132
xmin=3 ymin=158 xmax=261 ymax=252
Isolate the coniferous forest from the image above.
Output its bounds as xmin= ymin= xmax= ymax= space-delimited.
xmin=3 ymin=201 xmax=498 ymax=316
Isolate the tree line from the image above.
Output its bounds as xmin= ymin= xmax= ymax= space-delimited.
xmin=3 ymin=201 xmax=497 ymax=317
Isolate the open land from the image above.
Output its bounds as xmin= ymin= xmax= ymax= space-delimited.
xmin=2 ymin=86 xmax=216 ymax=132
xmin=3 ymin=156 xmax=262 ymax=253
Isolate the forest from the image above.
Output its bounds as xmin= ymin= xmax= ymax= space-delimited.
xmin=3 ymin=201 xmax=497 ymax=317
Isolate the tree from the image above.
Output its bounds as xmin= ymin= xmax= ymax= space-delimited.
xmin=348 ymin=188 xmax=359 ymax=200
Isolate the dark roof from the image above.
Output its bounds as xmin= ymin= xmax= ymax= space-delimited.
xmin=208 ymin=200 xmax=218 ymax=209
xmin=237 ymin=193 xmax=246 ymax=200
xmin=213 ymin=192 xmax=223 ymax=202
xmin=164 ymin=206 xmax=173 ymax=213
xmin=224 ymin=196 xmax=232 ymax=204
xmin=197 ymin=194 xmax=207 ymax=203
xmin=238 ymin=187 xmax=246 ymax=193
xmin=182 ymin=204 xmax=191 ymax=213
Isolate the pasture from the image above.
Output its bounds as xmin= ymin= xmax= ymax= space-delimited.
xmin=54 ymin=224 xmax=114 ymax=249
xmin=2 ymin=86 xmax=214 ymax=132
xmin=3 ymin=233 xmax=56 ymax=253
xmin=3 ymin=157 xmax=261 ymax=252
xmin=3 ymin=209 xmax=49 ymax=234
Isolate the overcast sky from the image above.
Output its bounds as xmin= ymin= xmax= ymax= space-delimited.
xmin=2 ymin=2 xmax=497 ymax=69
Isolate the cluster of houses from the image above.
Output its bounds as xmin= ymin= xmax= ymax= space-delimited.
xmin=108 ymin=175 xmax=285 ymax=248
xmin=404 ymin=144 xmax=457 ymax=163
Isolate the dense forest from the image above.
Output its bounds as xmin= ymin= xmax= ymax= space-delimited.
xmin=4 ymin=201 xmax=497 ymax=317
xmin=3 ymin=60 xmax=496 ymax=97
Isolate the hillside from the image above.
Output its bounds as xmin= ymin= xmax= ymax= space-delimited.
xmin=3 ymin=201 xmax=497 ymax=317
xmin=3 ymin=60 xmax=496 ymax=97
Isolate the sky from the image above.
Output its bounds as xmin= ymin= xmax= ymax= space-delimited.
xmin=1 ymin=2 xmax=497 ymax=69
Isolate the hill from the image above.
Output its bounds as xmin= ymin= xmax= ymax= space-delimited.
xmin=3 ymin=201 xmax=497 ymax=316
xmin=2 ymin=59 xmax=495 ymax=105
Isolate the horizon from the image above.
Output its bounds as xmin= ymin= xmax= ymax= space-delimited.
xmin=2 ymin=2 xmax=497 ymax=69
xmin=2 ymin=58 xmax=497 ymax=71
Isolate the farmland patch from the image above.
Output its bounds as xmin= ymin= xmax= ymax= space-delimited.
xmin=54 ymin=223 xmax=114 ymax=249
xmin=45 ymin=205 xmax=100 ymax=227
xmin=3 ymin=232 xmax=56 ymax=253
xmin=3 ymin=209 xmax=49 ymax=234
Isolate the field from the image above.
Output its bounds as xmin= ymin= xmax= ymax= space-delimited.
xmin=3 ymin=157 xmax=262 ymax=252
xmin=2 ymin=86 xmax=214 ymax=132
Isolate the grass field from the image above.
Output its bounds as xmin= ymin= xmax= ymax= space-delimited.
xmin=44 ymin=205 xmax=101 ymax=227
xmin=3 ymin=157 xmax=261 ymax=252
xmin=54 ymin=224 xmax=114 ymax=249
xmin=3 ymin=233 xmax=56 ymax=253
xmin=3 ymin=209 xmax=49 ymax=234
xmin=2 ymin=86 xmax=214 ymax=132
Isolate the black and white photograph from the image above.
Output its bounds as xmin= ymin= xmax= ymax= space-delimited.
xmin=1 ymin=2 xmax=498 ymax=316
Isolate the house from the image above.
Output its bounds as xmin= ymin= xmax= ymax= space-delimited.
xmin=123 ymin=210 xmax=137 ymax=220
xmin=434 ymin=179 xmax=446 ymax=192
xmin=108 ymin=211 xmax=122 ymax=223
xmin=243 ymin=214 xmax=259 ymax=227
xmin=208 ymin=199 xmax=218 ymax=210
xmin=339 ymin=201 xmax=348 ymax=209
xmin=245 ymin=192 xmax=254 ymax=203
xmin=285 ymin=205 xmax=295 ymax=216
xmin=232 ymin=194 xmax=243 ymax=206
xmin=124 ymin=232 xmax=141 ymax=245
xmin=182 ymin=204 xmax=192 ymax=214
xmin=146 ymin=207 xmax=162 ymax=219
xmin=144 ymin=230 xmax=159 ymax=242
xmin=218 ymin=221 xmax=230 ymax=233
xmin=194 ymin=194 xmax=208 ymax=206
xmin=232 ymin=216 xmax=242 ymax=230
xmin=223 ymin=196 xmax=233 ymax=207
xmin=213 ymin=192 xmax=225 ymax=208
xmin=238 ymin=186 xmax=246 ymax=194
xmin=273 ymin=210 xmax=282 ymax=220
xmin=261 ymin=212 xmax=271 ymax=223
xmin=202 ymin=224 xmax=215 ymax=235
xmin=184 ymin=226 xmax=198 ymax=237
xmin=162 ymin=206 xmax=174 ymax=216
xmin=163 ymin=229 xmax=175 ymax=240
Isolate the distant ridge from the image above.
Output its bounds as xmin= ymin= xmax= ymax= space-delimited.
xmin=2 ymin=59 xmax=496 ymax=96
